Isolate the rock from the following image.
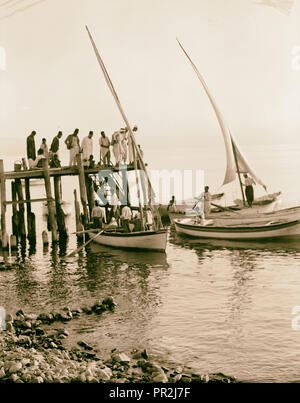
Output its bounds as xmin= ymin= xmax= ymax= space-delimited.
xmin=24 ymin=314 xmax=38 ymax=321
xmin=0 ymin=369 xmax=6 ymax=379
xmin=5 ymin=313 xmax=13 ymax=322
xmin=152 ymin=372 xmax=168 ymax=383
xmin=5 ymin=322 xmax=14 ymax=332
xmin=21 ymin=358 xmax=31 ymax=367
xmin=173 ymin=374 xmax=182 ymax=382
xmin=15 ymin=310 xmax=24 ymax=317
xmin=8 ymin=361 xmax=22 ymax=373
xmin=102 ymin=297 xmax=116 ymax=311
xmin=111 ymin=352 xmax=131 ymax=364
xmin=10 ymin=374 xmax=20 ymax=382
xmin=35 ymin=328 xmax=45 ymax=336
xmin=97 ymin=368 xmax=112 ymax=381
xmin=77 ymin=341 xmax=93 ymax=351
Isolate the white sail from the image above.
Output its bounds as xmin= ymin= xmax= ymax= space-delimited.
xmin=177 ymin=40 xmax=267 ymax=190
xmin=177 ymin=39 xmax=236 ymax=186
xmin=230 ymin=132 xmax=267 ymax=189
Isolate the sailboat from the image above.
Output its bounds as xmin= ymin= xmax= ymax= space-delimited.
xmin=169 ymin=40 xmax=294 ymax=224
xmin=85 ymin=26 xmax=167 ymax=253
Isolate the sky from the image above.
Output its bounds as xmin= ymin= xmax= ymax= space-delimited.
xmin=0 ymin=0 xmax=300 ymax=165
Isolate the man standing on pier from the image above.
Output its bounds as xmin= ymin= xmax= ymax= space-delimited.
xmin=27 ymin=131 xmax=36 ymax=165
xmin=66 ymin=129 xmax=80 ymax=166
xmin=81 ymin=131 xmax=94 ymax=167
xmin=99 ymin=131 xmax=111 ymax=167
xmin=50 ymin=131 xmax=62 ymax=159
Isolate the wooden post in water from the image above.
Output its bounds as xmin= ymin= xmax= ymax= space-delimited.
xmin=0 ymin=160 xmax=8 ymax=249
xmin=53 ymin=176 xmax=68 ymax=239
xmin=85 ymin=174 xmax=95 ymax=219
xmin=76 ymin=153 xmax=89 ymax=227
xmin=22 ymin=158 xmax=36 ymax=245
xmin=11 ymin=181 xmax=19 ymax=238
xmin=14 ymin=163 xmax=26 ymax=240
xmin=42 ymin=159 xmax=58 ymax=242
xmin=74 ymin=189 xmax=84 ymax=236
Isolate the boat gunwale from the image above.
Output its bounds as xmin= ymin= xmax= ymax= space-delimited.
xmin=88 ymin=229 xmax=167 ymax=238
xmin=174 ymin=219 xmax=300 ymax=233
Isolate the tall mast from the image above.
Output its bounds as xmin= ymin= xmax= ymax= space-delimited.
xmin=231 ymin=140 xmax=246 ymax=206
xmin=85 ymin=26 xmax=155 ymax=221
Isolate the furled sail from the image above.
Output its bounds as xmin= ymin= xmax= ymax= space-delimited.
xmin=177 ymin=39 xmax=267 ymax=189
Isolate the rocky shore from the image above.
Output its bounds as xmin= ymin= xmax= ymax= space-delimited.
xmin=0 ymin=298 xmax=238 ymax=384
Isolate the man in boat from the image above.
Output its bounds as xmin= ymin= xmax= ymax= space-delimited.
xmin=91 ymin=200 xmax=104 ymax=229
xmin=204 ymin=186 xmax=212 ymax=215
xmin=81 ymin=131 xmax=94 ymax=167
xmin=167 ymin=196 xmax=177 ymax=213
xmin=243 ymin=174 xmax=256 ymax=207
xmin=27 ymin=131 xmax=37 ymax=167
xmin=120 ymin=205 xmax=132 ymax=233
xmin=50 ymin=131 xmax=62 ymax=159
xmin=99 ymin=131 xmax=111 ymax=167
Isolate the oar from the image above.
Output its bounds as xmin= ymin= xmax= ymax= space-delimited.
xmin=67 ymin=230 xmax=103 ymax=257
xmin=211 ymin=202 xmax=241 ymax=214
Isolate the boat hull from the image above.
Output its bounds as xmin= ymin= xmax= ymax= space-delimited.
xmin=174 ymin=218 xmax=300 ymax=240
xmin=89 ymin=229 xmax=167 ymax=252
xmin=170 ymin=205 xmax=300 ymax=225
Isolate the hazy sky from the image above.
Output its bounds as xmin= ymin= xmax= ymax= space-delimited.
xmin=0 ymin=0 xmax=300 ymax=161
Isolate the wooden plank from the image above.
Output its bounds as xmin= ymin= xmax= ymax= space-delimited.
xmin=4 ymin=165 xmax=135 ymax=180
xmin=5 ymin=198 xmax=51 ymax=205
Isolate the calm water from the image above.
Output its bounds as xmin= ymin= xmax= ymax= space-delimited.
xmin=0 ymin=144 xmax=300 ymax=382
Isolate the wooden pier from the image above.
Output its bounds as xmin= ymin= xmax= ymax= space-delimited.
xmin=0 ymin=154 xmax=134 ymax=249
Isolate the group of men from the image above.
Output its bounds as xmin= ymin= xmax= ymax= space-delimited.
xmin=26 ymin=126 xmax=143 ymax=169
xmin=91 ymin=200 xmax=161 ymax=233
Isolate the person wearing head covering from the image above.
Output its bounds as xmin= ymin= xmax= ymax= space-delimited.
xmin=40 ymin=138 xmax=49 ymax=159
xmin=111 ymin=131 xmax=121 ymax=166
xmin=81 ymin=131 xmax=94 ymax=167
xmin=128 ymin=125 xmax=138 ymax=165
xmin=120 ymin=128 xmax=128 ymax=164
xmin=50 ymin=131 xmax=62 ymax=159
xmin=27 ymin=131 xmax=36 ymax=165
xmin=67 ymin=129 xmax=80 ymax=166
xmin=99 ymin=131 xmax=111 ymax=167
xmin=91 ymin=200 xmax=104 ymax=229
xmin=243 ymin=174 xmax=256 ymax=207
xmin=203 ymin=186 xmax=212 ymax=215
xmin=121 ymin=205 xmax=132 ymax=233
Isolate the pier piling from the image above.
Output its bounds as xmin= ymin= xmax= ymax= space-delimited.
xmin=53 ymin=176 xmax=68 ymax=239
xmin=74 ymin=189 xmax=84 ymax=237
xmin=0 ymin=160 xmax=8 ymax=249
xmin=76 ymin=154 xmax=89 ymax=227
xmin=42 ymin=159 xmax=58 ymax=242
xmin=22 ymin=158 xmax=36 ymax=245
xmin=11 ymin=181 xmax=19 ymax=238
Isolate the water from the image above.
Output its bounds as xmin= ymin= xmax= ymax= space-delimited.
xmin=0 ymin=143 xmax=300 ymax=382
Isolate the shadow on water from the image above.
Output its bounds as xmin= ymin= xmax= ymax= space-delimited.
xmin=168 ymin=226 xmax=300 ymax=255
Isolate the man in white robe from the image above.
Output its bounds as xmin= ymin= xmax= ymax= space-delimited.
xmin=81 ymin=131 xmax=94 ymax=167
